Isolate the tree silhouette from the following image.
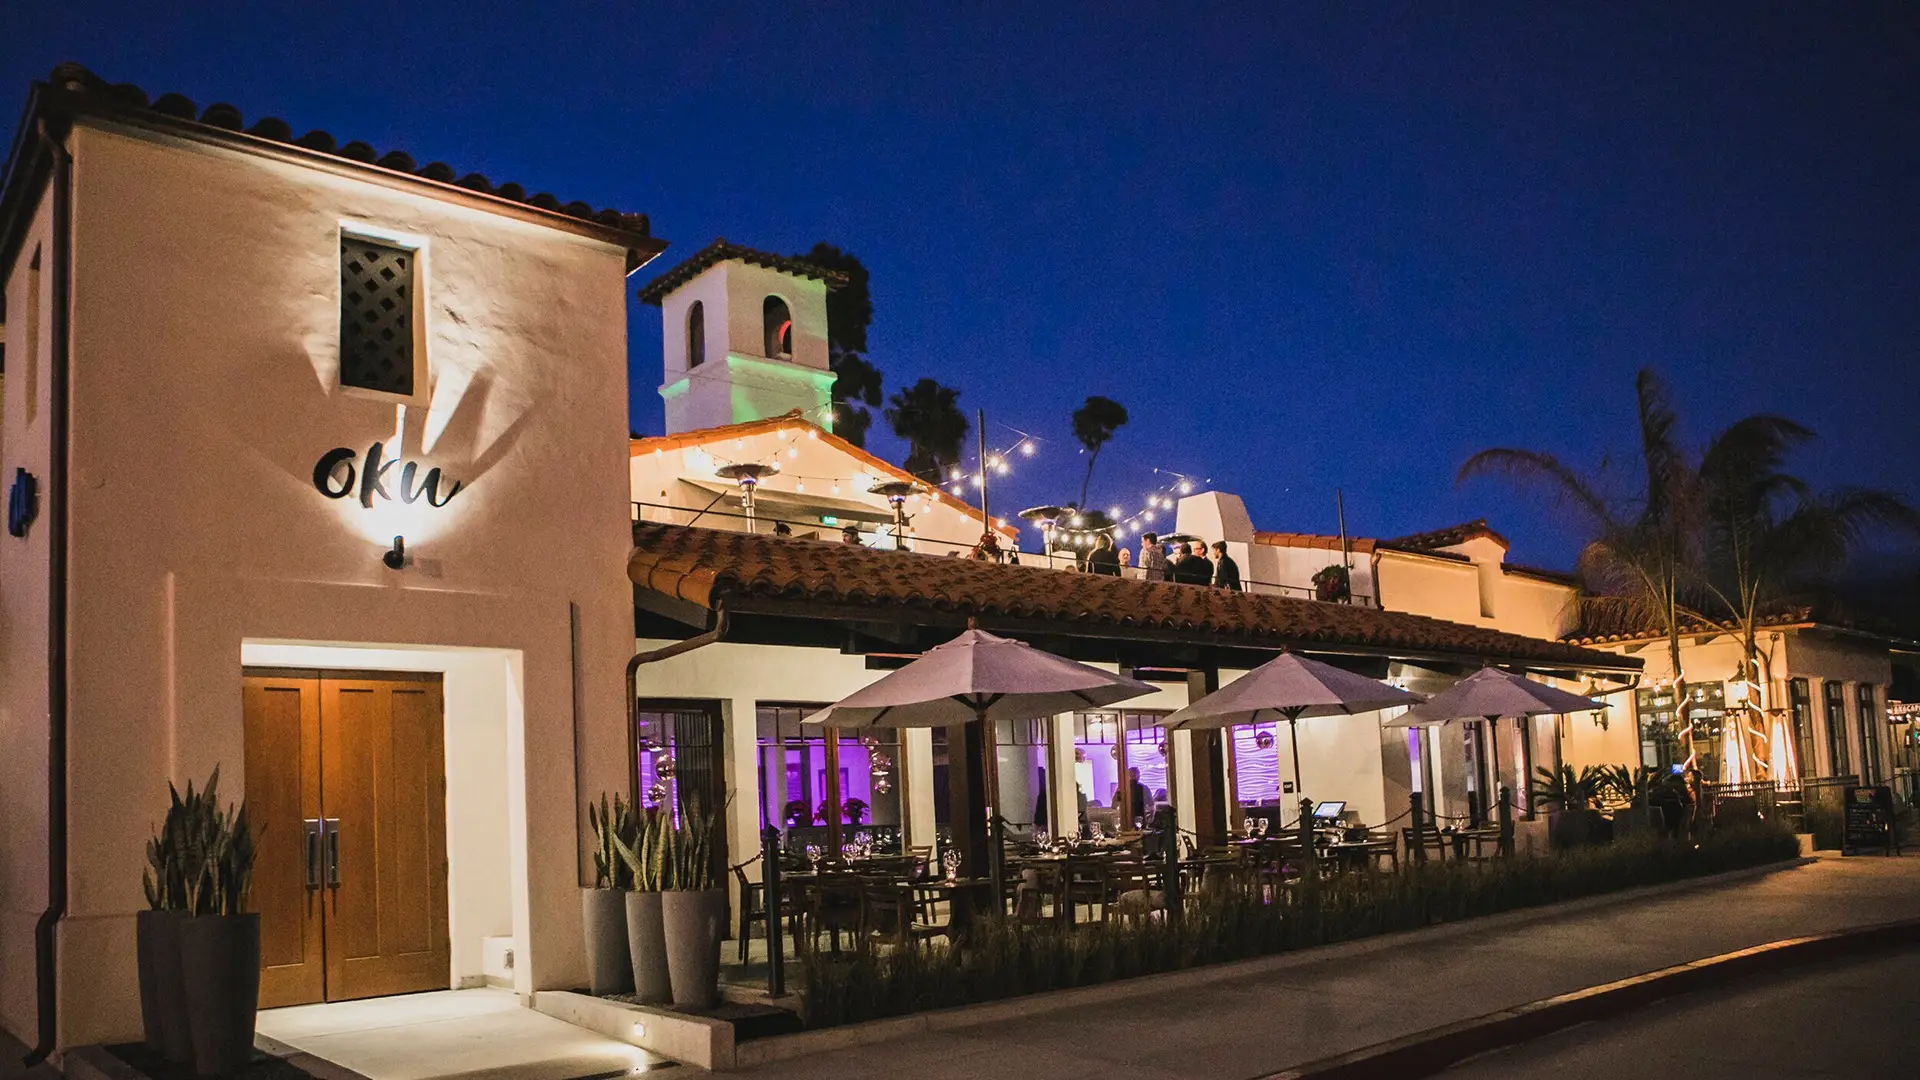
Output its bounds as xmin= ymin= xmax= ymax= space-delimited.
xmin=795 ymin=243 xmax=880 ymax=446
xmin=885 ymin=379 xmax=969 ymax=482
xmin=1071 ymin=395 xmax=1129 ymax=506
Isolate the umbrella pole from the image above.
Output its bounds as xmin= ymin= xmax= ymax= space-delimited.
xmin=980 ymin=703 xmax=1005 ymax=918
xmin=1287 ymin=709 xmax=1305 ymax=810
xmin=1485 ymin=716 xmax=1503 ymax=825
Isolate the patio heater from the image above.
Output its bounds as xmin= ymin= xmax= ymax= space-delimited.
xmin=716 ymin=462 xmax=779 ymax=531
xmin=868 ymin=479 xmax=921 ymax=550
xmin=1019 ymin=505 xmax=1067 ymax=563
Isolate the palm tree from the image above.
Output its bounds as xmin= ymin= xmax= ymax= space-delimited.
xmin=1696 ymin=416 xmax=1920 ymax=779
xmin=1071 ymin=395 xmax=1129 ymax=507
xmin=831 ymin=353 xmax=883 ymax=448
xmin=797 ymin=243 xmax=883 ymax=448
xmin=1460 ymin=370 xmax=1705 ymax=771
xmin=885 ymin=378 xmax=969 ymax=482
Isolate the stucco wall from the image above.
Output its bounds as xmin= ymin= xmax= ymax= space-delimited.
xmin=656 ymin=261 xmax=833 ymax=434
xmin=630 ymin=426 xmax=1001 ymax=552
xmin=30 ymin=121 xmax=638 ymax=1047
xmin=0 ymin=185 xmax=55 ymax=1044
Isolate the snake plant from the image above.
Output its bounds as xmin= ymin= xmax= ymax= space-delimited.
xmin=588 ymin=792 xmax=639 ymax=889
xmin=614 ymin=806 xmax=670 ymax=892
xmin=145 ymin=767 xmax=254 ymax=916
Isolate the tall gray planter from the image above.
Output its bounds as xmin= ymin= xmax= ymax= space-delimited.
xmin=625 ymin=891 xmax=672 ymax=1005
xmin=662 ymin=888 xmax=727 ymax=1011
xmin=179 ymin=913 xmax=261 ymax=1077
xmin=139 ymin=909 xmax=192 ymax=1063
xmin=582 ymin=888 xmax=633 ymax=995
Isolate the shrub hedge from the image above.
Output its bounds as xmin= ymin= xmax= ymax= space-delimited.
xmin=795 ymin=821 xmax=1801 ymax=1028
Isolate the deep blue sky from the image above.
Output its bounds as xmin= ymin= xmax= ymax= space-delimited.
xmin=8 ymin=3 xmax=1916 ymax=568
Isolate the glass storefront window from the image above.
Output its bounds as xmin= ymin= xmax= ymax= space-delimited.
xmin=1071 ymin=710 xmax=1170 ymax=834
xmin=1824 ymin=682 xmax=1851 ymax=778
xmin=755 ymin=704 xmax=903 ymax=856
xmin=1232 ymin=723 xmax=1283 ymax=808
xmin=993 ymin=718 xmax=1051 ymax=836
xmin=1789 ymin=679 xmax=1815 ymax=783
xmin=1856 ymin=684 xmax=1882 ymax=784
xmin=635 ymin=703 xmax=724 ymax=826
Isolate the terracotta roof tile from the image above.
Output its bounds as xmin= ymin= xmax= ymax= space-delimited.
xmin=1385 ymin=519 xmax=1510 ymax=552
xmin=636 ymin=239 xmax=849 ymax=304
xmin=631 ymin=523 xmax=1638 ymax=669
xmin=1563 ymin=600 xmax=1812 ymax=645
xmin=1252 ymin=531 xmax=1377 ymax=554
xmin=4 ymin=64 xmax=664 ymax=268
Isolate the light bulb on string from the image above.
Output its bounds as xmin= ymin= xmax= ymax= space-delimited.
xmin=1020 ymin=441 xmax=1035 ymax=456
xmin=1178 ymin=481 xmax=1192 ymax=494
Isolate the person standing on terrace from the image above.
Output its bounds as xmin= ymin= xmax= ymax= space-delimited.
xmin=1139 ymin=532 xmax=1168 ymax=581
xmin=1211 ymin=541 xmax=1242 ymax=591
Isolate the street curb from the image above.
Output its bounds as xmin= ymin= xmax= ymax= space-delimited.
xmin=1256 ymin=915 xmax=1920 ymax=1080
xmin=732 ymin=855 xmax=1814 ymax=1069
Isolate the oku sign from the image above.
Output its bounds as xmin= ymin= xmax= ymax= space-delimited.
xmin=312 ymin=442 xmax=463 ymax=508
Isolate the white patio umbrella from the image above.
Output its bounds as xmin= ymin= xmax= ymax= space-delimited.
xmin=1164 ymin=651 xmax=1423 ymax=808
xmin=805 ymin=628 xmax=1156 ymax=902
xmin=1384 ymin=667 xmax=1605 ymax=824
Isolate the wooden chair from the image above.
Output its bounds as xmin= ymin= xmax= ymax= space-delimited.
xmin=801 ymin=873 xmax=863 ymax=954
xmin=860 ymin=876 xmax=945 ymax=948
xmin=1401 ymin=826 xmax=1449 ymax=863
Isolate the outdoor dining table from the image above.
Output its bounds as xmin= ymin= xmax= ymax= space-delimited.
xmin=1322 ymin=837 xmax=1398 ymax=872
xmin=1448 ymin=827 xmax=1503 ymax=859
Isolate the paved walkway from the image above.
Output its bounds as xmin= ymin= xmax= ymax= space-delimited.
xmin=738 ymin=854 xmax=1920 ymax=1079
xmin=256 ymin=988 xmax=673 ymax=1080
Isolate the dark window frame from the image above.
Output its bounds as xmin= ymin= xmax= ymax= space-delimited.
xmin=338 ymin=234 xmax=418 ymax=397
xmin=686 ymin=300 xmax=706 ymax=369
xmin=1823 ymin=681 xmax=1851 ymax=778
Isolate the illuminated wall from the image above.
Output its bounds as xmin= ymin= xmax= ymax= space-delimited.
xmin=11 ymin=119 xmax=640 ymax=1047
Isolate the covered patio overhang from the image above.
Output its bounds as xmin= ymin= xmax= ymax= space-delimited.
xmin=626 ymin=523 xmax=1641 ymax=860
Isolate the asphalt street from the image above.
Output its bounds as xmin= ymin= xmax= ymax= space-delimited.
xmin=1445 ymin=946 xmax=1920 ymax=1079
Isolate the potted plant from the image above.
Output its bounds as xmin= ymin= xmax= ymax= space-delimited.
xmin=176 ymin=769 xmax=259 ymax=1077
xmin=615 ymin=806 xmax=673 ymax=1004
xmin=1311 ymin=563 xmax=1351 ymax=603
xmin=842 ymin=797 xmax=868 ymax=826
xmin=138 ymin=775 xmax=201 ymax=1065
xmin=661 ymin=797 xmax=728 ymax=1010
xmin=1600 ymin=764 xmax=1673 ymax=837
xmin=1534 ymin=764 xmax=1605 ymax=848
xmin=583 ymin=793 xmax=636 ymax=995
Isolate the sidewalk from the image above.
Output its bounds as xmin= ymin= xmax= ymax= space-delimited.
xmin=735 ymin=854 xmax=1920 ymax=1079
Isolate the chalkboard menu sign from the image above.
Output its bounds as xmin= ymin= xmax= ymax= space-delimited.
xmin=1843 ymin=786 xmax=1897 ymax=856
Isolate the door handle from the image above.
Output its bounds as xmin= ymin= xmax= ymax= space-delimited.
xmin=304 ymin=819 xmax=323 ymax=889
xmin=323 ymin=818 xmax=341 ymax=888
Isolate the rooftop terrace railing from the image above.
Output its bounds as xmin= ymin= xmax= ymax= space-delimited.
xmin=630 ymin=499 xmax=1379 ymax=607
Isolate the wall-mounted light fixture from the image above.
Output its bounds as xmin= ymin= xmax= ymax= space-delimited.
xmin=383 ymin=535 xmax=407 ymax=570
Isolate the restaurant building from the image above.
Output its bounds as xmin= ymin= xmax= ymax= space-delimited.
xmin=0 ymin=65 xmax=662 ymax=1053
xmin=9 ymin=59 xmax=1900 ymax=1068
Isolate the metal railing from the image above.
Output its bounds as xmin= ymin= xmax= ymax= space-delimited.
xmin=630 ymin=500 xmax=1380 ymax=606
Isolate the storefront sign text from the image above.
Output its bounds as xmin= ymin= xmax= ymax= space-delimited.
xmin=312 ymin=442 xmax=463 ymax=508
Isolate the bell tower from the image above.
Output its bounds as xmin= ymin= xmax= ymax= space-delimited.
xmin=636 ymin=239 xmax=843 ymax=435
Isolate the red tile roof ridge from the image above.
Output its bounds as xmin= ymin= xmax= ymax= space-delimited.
xmin=636 ymin=238 xmax=849 ymax=304
xmin=1385 ymin=519 xmax=1511 ymax=552
xmin=14 ymin=64 xmax=661 ymax=264
xmin=630 ymin=523 xmax=1639 ymax=670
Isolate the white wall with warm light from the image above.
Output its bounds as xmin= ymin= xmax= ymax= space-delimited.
xmin=13 ymin=120 xmax=639 ymax=1048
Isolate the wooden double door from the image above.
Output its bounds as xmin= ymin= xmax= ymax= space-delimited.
xmin=243 ymin=670 xmax=451 ymax=1008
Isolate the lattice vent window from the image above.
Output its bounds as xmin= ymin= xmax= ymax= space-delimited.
xmin=339 ymin=236 xmax=417 ymax=395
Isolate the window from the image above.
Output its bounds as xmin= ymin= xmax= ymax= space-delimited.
xmin=1636 ymin=686 xmax=1681 ymax=773
xmin=1789 ymin=679 xmax=1815 ymax=784
xmin=685 ymin=300 xmax=705 ymax=369
xmin=634 ymin=702 xmax=725 ymax=827
xmin=1856 ymin=684 xmax=1882 ymax=783
xmin=756 ymin=704 xmax=903 ymax=855
xmin=339 ymin=235 xmax=416 ymax=395
xmin=1823 ymin=681 xmax=1850 ymax=778
xmin=762 ymin=295 xmax=792 ymax=359
xmin=1071 ymin=710 xmax=1170 ymax=832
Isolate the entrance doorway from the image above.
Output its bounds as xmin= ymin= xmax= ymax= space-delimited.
xmin=244 ymin=669 xmax=452 ymax=1008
